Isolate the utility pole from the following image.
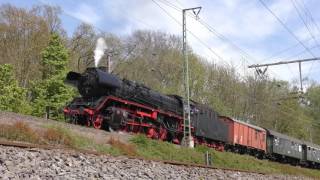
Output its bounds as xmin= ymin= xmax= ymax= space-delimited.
xmin=182 ymin=6 xmax=201 ymax=148
xmin=248 ymin=57 xmax=320 ymax=93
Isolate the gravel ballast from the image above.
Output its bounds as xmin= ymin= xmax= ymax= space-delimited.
xmin=0 ymin=145 xmax=311 ymax=180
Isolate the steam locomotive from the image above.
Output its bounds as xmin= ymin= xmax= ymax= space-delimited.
xmin=64 ymin=67 xmax=320 ymax=168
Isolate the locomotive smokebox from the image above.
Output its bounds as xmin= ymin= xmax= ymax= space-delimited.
xmin=87 ymin=67 xmax=121 ymax=88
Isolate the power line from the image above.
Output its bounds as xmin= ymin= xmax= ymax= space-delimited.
xmin=299 ymin=0 xmax=320 ymax=40
xmin=259 ymin=0 xmax=316 ymax=58
xmin=291 ymin=0 xmax=320 ymax=50
xmin=155 ymin=1 xmax=286 ymax=78
xmin=261 ymin=37 xmax=314 ymax=62
xmin=283 ymin=44 xmax=320 ymax=78
xmin=284 ymin=44 xmax=319 ymax=60
xmin=295 ymin=0 xmax=320 ymax=79
xmin=151 ymin=0 xmax=223 ymax=61
xmin=155 ymin=0 xmax=296 ymax=79
xmin=152 ymin=0 xmax=309 ymax=121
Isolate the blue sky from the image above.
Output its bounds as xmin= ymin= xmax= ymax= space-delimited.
xmin=2 ymin=0 xmax=320 ymax=86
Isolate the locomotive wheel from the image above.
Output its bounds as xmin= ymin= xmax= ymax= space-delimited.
xmin=159 ymin=126 xmax=167 ymax=140
xmin=93 ymin=115 xmax=103 ymax=129
xmin=147 ymin=128 xmax=158 ymax=139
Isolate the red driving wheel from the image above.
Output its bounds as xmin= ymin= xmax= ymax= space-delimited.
xmin=93 ymin=115 xmax=103 ymax=129
xmin=159 ymin=127 xmax=167 ymax=140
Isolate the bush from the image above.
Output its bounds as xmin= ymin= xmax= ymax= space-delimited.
xmin=0 ymin=64 xmax=31 ymax=114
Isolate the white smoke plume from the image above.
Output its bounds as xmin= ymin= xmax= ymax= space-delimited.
xmin=94 ymin=37 xmax=107 ymax=67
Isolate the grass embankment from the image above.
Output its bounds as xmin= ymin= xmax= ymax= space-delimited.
xmin=0 ymin=122 xmax=319 ymax=178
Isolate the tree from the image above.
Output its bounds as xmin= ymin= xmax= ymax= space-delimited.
xmin=31 ymin=33 xmax=75 ymax=120
xmin=40 ymin=33 xmax=68 ymax=79
xmin=0 ymin=4 xmax=64 ymax=87
xmin=68 ymin=23 xmax=96 ymax=72
xmin=306 ymin=85 xmax=320 ymax=143
xmin=0 ymin=64 xmax=30 ymax=113
xmin=68 ymin=23 xmax=123 ymax=72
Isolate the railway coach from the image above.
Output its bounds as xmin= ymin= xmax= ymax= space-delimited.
xmin=266 ymin=129 xmax=304 ymax=165
xmin=304 ymin=142 xmax=320 ymax=168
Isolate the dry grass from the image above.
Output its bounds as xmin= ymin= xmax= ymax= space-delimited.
xmin=0 ymin=122 xmax=74 ymax=147
xmin=0 ymin=121 xmax=41 ymax=143
xmin=43 ymin=127 xmax=73 ymax=146
xmin=108 ymin=136 xmax=137 ymax=156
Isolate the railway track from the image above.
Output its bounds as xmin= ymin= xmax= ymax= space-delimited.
xmin=0 ymin=139 xmax=265 ymax=175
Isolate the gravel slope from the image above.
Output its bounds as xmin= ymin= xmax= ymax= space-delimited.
xmin=0 ymin=146 xmax=312 ymax=180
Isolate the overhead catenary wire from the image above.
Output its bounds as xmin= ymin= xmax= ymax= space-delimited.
xmin=258 ymin=0 xmax=320 ymax=93
xmin=291 ymin=0 xmax=320 ymax=50
xmin=291 ymin=0 xmax=320 ymax=79
xmin=295 ymin=0 xmax=320 ymax=79
xmin=152 ymin=0 xmax=310 ymax=123
xmin=259 ymin=0 xmax=316 ymax=58
xmin=151 ymin=0 xmax=223 ymax=61
xmin=155 ymin=0 xmax=299 ymax=80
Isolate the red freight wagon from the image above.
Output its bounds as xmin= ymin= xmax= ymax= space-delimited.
xmin=219 ymin=116 xmax=267 ymax=155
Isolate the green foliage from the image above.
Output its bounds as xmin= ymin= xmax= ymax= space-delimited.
xmin=31 ymin=33 xmax=75 ymax=120
xmin=40 ymin=33 xmax=68 ymax=79
xmin=306 ymin=85 xmax=320 ymax=142
xmin=0 ymin=64 xmax=31 ymax=114
xmin=31 ymin=73 xmax=75 ymax=120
